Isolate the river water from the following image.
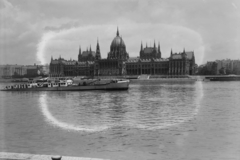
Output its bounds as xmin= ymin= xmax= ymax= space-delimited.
xmin=0 ymin=81 xmax=240 ymax=160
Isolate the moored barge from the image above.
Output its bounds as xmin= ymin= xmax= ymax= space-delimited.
xmin=205 ymin=75 xmax=240 ymax=81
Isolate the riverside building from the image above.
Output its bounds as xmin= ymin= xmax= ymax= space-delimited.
xmin=0 ymin=64 xmax=48 ymax=78
xmin=49 ymin=28 xmax=196 ymax=77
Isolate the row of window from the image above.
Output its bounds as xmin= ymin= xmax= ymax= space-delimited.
xmin=127 ymin=64 xmax=168 ymax=68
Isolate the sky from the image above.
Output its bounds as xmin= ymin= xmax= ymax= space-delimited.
xmin=0 ymin=0 xmax=240 ymax=65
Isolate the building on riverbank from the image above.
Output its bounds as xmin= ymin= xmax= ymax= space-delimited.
xmin=0 ymin=65 xmax=25 ymax=78
xmin=0 ymin=64 xmax=49 ymax=78
xmin=49 ymin=57 xmax=94 ymax=77
xmin=49 ymin=28 xmax=196 ymax=77
xmin=199 ymin=59 xmax=240 ymax=75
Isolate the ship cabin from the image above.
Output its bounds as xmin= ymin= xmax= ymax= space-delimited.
xmin=47 ymin=79 xmax=73 ymax=88
xmin=48 ymin=82 xmax=68 ymax=87
xmin=47 ymin=83 xmax=59 ymax=88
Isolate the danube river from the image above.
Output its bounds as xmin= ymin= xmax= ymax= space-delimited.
xmin=0 ymin=81 xmax=240 ymax=160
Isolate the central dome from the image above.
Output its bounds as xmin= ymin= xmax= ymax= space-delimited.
xmin=110 ymin=28 xmax=126 ymax=48
xmin=108 ymin=28 xmax=129 ymax=60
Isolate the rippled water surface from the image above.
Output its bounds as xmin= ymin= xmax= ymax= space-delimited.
xmin=0 ymin=81 xmax=240 ymax=160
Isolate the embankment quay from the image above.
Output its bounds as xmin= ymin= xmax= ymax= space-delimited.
xmin=0 ymin=152 xmax=109 ymax=160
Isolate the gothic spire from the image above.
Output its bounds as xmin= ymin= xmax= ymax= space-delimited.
xmin=90 ymin=45 xmax=92 ymax=52
xmin=96 ymin=38 xmax=100 ymax=51
xmin=154 ymin=40 xmax=156 ymax=48
xmin=79 ymin=45 xmax=81 ymax=55
xmin=96 ymin=38 xmax=101 ymax=60
xmin=141 ymin=41 xmax=143 ymax=51
xmin=78 ymin=46 xmax=81 ymax=61
xmin=158 ymin=42 xmax=160 ymax=52
xmin=158 ymin=42 xmax=161 ymax=58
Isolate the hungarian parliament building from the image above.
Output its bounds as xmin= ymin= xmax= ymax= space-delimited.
xmin=50 ymin=28 xmax=196 ymax=77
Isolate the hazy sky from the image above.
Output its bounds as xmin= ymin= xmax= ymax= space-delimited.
xmin=0 ymin=0 xmax=240 ymax=65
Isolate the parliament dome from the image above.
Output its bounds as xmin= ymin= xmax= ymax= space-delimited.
xmin=110 ymin=28 xmax=126 ymax=48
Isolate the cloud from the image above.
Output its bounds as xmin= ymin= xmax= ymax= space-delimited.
xmin=0 ymin=0 xmax=39 ymax=64
xmin=1 ymin=0 xmax=240 ymax=65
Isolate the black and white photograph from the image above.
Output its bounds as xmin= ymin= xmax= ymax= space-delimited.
xmin=0 ymin=0 xmax=240 ymax=160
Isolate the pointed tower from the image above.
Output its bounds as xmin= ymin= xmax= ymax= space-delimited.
xmin=79 ymin=45 xmax=81 ymax=54
xmin=90 ymin=45 xmax=92 ymax=52
xmin=154 ymin=40 xmax=156 ymax=49
xmin=140 ymin=41 xmax=144 ymax=58
xmin=78 ymin=45 xmax=82 ymax=61
xmin=158 ymin=42 xmax=161 ymax=58
xmin=95 ymin=38 xmax=101 ymax=60
xmin=158 ymin=42 xmax=160 ymax=52
xmin=51 ymin=56 xmax=53 ymax=61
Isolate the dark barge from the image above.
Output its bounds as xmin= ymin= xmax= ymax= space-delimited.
xmin=205 ymin=75 xmax=240 ymax=81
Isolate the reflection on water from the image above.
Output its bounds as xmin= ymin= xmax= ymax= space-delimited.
xmin=39 ymin=81 xmax=203 ymax=132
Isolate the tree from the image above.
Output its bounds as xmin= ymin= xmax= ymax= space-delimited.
xmin=226 ymin=68 xmax=232 ymax=75
xmin=219 ymin=67 xmax=225 ymax=75
xmin=233 ymin=66 xmax=240 ymax=75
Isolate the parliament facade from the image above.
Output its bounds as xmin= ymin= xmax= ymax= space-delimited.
xmin=50 ymin=28 xmax=196 ymax=77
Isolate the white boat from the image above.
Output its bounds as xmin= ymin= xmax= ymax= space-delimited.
xmin=1 ymin=79 xmax=130 ymax=91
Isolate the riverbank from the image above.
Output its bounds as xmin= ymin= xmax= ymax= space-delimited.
xmin=0 ymin=152 xmax=109 ymax=160
xmin=0 ymin=78 xmax=12 ymax=83
xmin=130 ymin=78 xmax=198 ymax=83
xmin=0 ymin=77 xmax=200 ymax=83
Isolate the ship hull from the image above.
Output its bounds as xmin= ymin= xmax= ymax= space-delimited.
xmin=1 ymin=81 xmax=129 ymax=91
xmin=205 ymin=76 xmax=240 ymax=81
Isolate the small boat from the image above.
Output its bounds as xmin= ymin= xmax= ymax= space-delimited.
xmin=1 ymin=79 xmax=130 ymax=91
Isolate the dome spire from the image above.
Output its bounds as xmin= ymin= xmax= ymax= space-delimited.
xmin=117 ymin=27 xmax=119 ymax=36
